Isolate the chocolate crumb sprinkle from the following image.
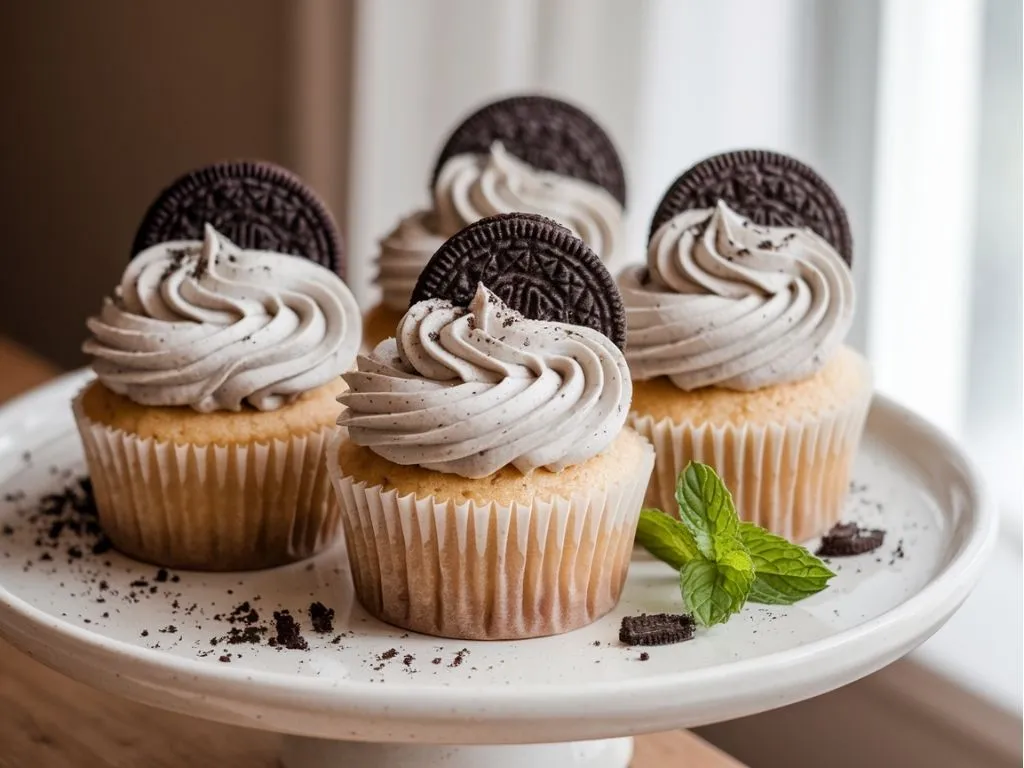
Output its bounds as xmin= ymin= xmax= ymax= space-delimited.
xmin=620 ymin=613 xmax=696 ymax=646
xmin=889 ymin=539 xmax=906 ymax=565
xmin=268 ymin=610 xmax=308 ymax=651
xmin=91 ymin=537 xmax=112 ymax=555
xmin=308 ymin=601 xmax=335 ymax=634
xmin=817 ymin=522 xmax=886 ymax=557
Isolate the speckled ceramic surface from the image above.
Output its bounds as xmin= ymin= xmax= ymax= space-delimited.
xmin=0 ymin=371 xmax=995 ymax=750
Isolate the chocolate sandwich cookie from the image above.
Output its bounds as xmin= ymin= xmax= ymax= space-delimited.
xmin=432 ymin=95 xmax=627 ymax=206
xmin=649 ymin=149 xmax=853 ymax=265
xmin=816 ymin=522 xmax=886 ymax=557
xmin=410 ymin=213 xmax=627 ymax=349
xmin=619 ymin=613 xmax=696 ymax=646
xmin=132 ymin=160 xmax=344 ymax=276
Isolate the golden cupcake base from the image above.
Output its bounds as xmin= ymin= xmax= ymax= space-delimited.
xmin=329 ymin=430 xmax=655 ymax=640
xmin=73 ymin=379 xmax=346 ymax=571
xmin=630 ymin=347 xmax=872 ymax=541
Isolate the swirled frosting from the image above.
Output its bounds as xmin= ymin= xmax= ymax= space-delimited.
xmin=435 ymin=142 xmax=624 ymax=268
xmin=621 ymin=201 xmax=854 ymax=391
xmin=376 ymin=210 xmax=448 ymax=312
xmin=375 ymin=142 xmax=625 ymax=309
xmin=85 ymin=224 xmax=361 ymax=412
xmin=339 ymin=284 xmax=630 ymax=478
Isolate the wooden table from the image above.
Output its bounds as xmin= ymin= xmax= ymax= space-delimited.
xmin=0 ymin=337 xmax=744 ymax=767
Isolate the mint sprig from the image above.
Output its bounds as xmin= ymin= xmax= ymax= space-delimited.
xmin=636 ymin=462 xmax=835 ymax=627
xmin=675 ymin=463 xmax=742 ymax=559
xmin=635 ymin=507 xmax=698 ymax=569
xmin=680 ymin=550 xmax=755 ymax=626
xmin=740 ymin=522 xmax=835 ymax=605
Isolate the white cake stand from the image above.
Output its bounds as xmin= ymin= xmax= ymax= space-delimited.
xmin=0 ymin=372 xmax=996 ymax=768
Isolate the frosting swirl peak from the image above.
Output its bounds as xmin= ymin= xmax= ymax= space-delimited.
xmin=85 ymin=225 xmax=361 ymax=412
xmin=340 ymin=285 xmax=630 ymax=478
xmin=376 ymin=210 xmax=447 ymax=312
xmin=374 ymin=143 xmax=626 ymax=310
xmin=621 ymin=201 xmax=854 ymax=391
xmin=434 ymin=143 xmax=624 ymax=270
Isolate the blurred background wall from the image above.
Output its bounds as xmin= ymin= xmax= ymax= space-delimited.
xmin=0 ymin=0 xmax=353 ymax=367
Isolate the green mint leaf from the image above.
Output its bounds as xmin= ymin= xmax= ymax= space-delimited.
xmin=680 ymin=554 xmax=755 ymax=627
xmin=739 ymin=522 xmax=835 ymax=605
xmin=670 ymin=464 xmax=757 ymax=625
xmin=748 ymin=578 xmax=812 ymax=605
xmin=675 ymin=462 xmax=743 ymax=561
xmin=717 ymin=543 xmax=755 ymax=575
xmin=635 ymin=508 xmax=699 ymax=569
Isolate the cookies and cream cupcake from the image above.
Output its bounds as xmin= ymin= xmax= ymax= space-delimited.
xmin=74 ymin=161 xmax=361 ymax=571
xmin=622 ymin=150 xmax=872 ymax=541
xmin=364 ymin=95 xmax=628 ymax=348
xmin=331 ymin=214 xmax=653 ymax=640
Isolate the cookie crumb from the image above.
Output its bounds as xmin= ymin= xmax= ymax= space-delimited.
xmin=817 ymin=522 xmax=886 ymax=557
xmin=268 ymin=610 xmax=308 ymax=650
xmin=620 ymin=613 xmax=696 ymax=646
xmin=308 ymin=601 xmax=335 ymax=634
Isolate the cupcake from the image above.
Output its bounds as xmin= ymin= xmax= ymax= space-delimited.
xmin=621 ymin=150 xmax=871 ymax=541
xmin=332 ymin=213 xmax=653 ymax=639
xmin=74 ymin=161 xmax=362 ymax=571
xmin=364 ymin=95 xmax=628 ymax=348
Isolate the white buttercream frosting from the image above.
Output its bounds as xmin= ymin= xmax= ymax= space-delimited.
xmin=340 ymin=284 xmax=630 ymax=478
xmin=375 ymin=142 xmax=625 ymax=309
xmin=621 ymin=201 xmax=854 ymax=391
xmin=85 ymin=225 xmax=361 ymax=412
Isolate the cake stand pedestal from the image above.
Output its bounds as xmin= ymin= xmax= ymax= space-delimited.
xmin=279 ymin=737 xmax=633 ymax=768
xmin=0 ymin=373 xmax=997 ymax=768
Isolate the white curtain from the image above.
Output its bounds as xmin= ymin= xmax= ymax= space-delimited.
xmin=344 ymin=0 xmax=1015 ymax=488
xmin=347 ymin=0 xmax=880 ymax=337
xmin=344 ymin=0 xmax=1021 ymax=714
xmin=345 ymin=0 xmax=1015 ymax=494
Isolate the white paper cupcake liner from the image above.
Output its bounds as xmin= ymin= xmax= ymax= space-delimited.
xmin=328 ymin=434 xmax=655 ymax=640
xmin=73 ymin=393 xmax=341 ymax=571
xmin=630 ymin=390 xmax=872 ymax=542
